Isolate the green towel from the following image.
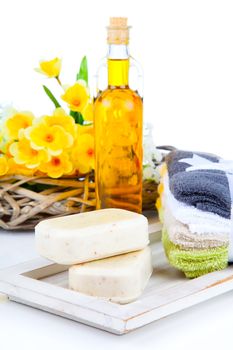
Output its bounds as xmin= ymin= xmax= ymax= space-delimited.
xmin=162 ymin=228 xmax=228 ymax=278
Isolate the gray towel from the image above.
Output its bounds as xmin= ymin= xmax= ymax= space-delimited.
xmin=166 ymin=150 xmax=220 ymax=178
xmin=166 ymin=150 xmax=231 ymax=219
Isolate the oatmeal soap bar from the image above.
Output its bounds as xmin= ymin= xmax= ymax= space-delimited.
xmin=35 ymin=209 xmax=149 ymax=265
xmin=69 ymin=247 xmax=152 ymax=304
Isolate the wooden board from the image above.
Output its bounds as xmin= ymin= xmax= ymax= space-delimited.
xmin=1 ymin=218 xmax=233 ymax=335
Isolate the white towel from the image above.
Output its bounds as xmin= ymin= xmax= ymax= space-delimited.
xmin=163 ymin=205 xmax=229 ymax=250
xmin=161 ymin=172 xmax=231 ymax=236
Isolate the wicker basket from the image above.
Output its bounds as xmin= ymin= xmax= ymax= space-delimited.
xmin=0 ymin=173 xmax=158 ymax=230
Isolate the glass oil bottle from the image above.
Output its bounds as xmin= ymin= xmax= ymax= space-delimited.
xmin=94 ymin=17 xmax=143 ymax=213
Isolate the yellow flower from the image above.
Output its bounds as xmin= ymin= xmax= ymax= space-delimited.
xmin=35 ymin=57 xmax=62 ymax=78
xmin=9 ymin=136 xmax=50 ymax=169
xmin=2 ymin=140 xmax=14 ymax=158
xmin=77 ymin=124 xmax=94 ymax=136
xmin=7 ymin=158 xmax=36 ymax=176
xmin=159 ymin=163 xmax=167 ymax=177
xmin=25 ymin=123 xmax=73 ymax=156
xmin=61 ymin=82 xmax=89 ymax=112
xmin=42 ymin=108 xmax=77 ymax=138
xmin=39 ymin=153 xmax=73 ymax=178
xmin=155 ymin=197 xmax=162 ymax=211
xmin=82 ymin=102 xmax=93 ymax=121
xmin=5 ymin=111 xmax=34 ymax=140
xmin=157 ymin=183 xmax=164 ymax=195
xmin=72 ymin=133 xmax=94 ymax=174
xmin=0 ymin=155 xmax=9 ymax=176
xmin=0 ymin=131 xmax=4 ymax=152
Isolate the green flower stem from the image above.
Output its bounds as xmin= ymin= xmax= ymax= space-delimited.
xmin=56 ymin=76 xmax=62 ymax=86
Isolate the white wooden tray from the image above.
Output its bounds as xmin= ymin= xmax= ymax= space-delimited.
xmin=1 ymin=218 xmax=233 ymax=335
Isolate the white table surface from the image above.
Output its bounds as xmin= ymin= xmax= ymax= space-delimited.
xmin=1 ymin=230 xmax=233 ymax=350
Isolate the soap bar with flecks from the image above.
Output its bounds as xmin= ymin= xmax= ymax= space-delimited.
xmin=35 ymin=208 xmax=149 ymax=265
xmin=69 ymin=246 xmax=152 ymax=304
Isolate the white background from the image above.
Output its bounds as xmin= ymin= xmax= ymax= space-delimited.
xmin=0 ymin=0 xmax=233 ymax=157
xmin=1 ymin=1 xmax=233 ymax=349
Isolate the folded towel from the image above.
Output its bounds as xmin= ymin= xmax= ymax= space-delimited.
xmin=162 ymin=228 xmax=228 ymax=278
xmin=157 ymin=149 xmax=233 ymax=278
xmin=167 ymin=150 xmax=232 ymax=219
xmin=163 ymin=206 xmax=228 ymax=250
xmin=166 ymin=150 xmax=220 ymax=178
xmin=161 ymin=171 xmax=231 ymax=236
xmin=170 ymin=170 xmax=231 ymax=219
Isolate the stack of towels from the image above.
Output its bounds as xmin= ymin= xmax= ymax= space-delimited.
xmin=157 ymin=149 xmax=233 ymax=278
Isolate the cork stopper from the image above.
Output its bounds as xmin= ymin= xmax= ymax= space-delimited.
xmin=107 ymin=17 xmax=130 ymax=45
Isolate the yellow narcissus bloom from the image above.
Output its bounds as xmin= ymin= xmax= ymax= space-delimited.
xmin=71 ymin=133 xmax=95 ymax=174
xmin=39 ymin=153 xmax=73 ymax=178
xmin=157 ymin=183 xmax=164 ymax=195
xmin=3 ymin=140 xmax=15 ymax=158
xmin=9 ymin=136 xmax=50 ymax=169
xmin=0 ymin=131 xmax=4 ymax=153
xmin=35 ymin=57 xmax=62 ymax=78
xmin=61 ymin=82 xmax=89 ymax=112
xmin=159 ymin=163 xmax=167 ymax=177
xmin=155 ymin=197 xmax=162 ymax=211
xmin=0 ymin=155 xmax=9 ymax=176
xmin=77 ymin=124 xmax=94 ymax=136
xmin=25 ymin=123 xmax=73 ymax=156
xmin=82 ymin=102 xmax=93 ymax=121
xmin=7 ymin=158 xmax=36 ymax=176
xmin=5 ymin=111 xmax=34 ymax=140
xmin=43 ymin=108 xmax=77 ymax=138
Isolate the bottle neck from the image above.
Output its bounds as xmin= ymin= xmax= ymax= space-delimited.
xmin=107 ymin=44 xmax=129 ymax=87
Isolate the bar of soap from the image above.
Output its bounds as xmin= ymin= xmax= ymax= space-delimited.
xmin=35 ymin=208 xmax=149 ymax=265
xmin=69 ymin=247 xmax=152 ymax=304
